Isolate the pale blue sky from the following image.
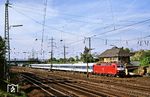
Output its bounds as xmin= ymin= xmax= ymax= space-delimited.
xmin=0 ymin=0 xmax=150 ymax=59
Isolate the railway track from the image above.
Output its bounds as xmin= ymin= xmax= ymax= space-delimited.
xmin=21 ymin=73 xmax=67 ymax=97
xmin=11 ymin=67 xmax=150 ymax=97
xmin=45 ymin=72 xmax=150 ymax=97
xmin=44 ymin=78 xmax=116 ymax=97
xmin=21 ymin=72 xmax=117 ymax=97
xmin=35 ymin=73 xmax=147 ymax=97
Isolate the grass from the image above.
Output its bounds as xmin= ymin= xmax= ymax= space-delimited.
xmin=0 ymin=90 xmax=26 ymax=97
xmin=0 ymin=73 xmax=27 ymax=97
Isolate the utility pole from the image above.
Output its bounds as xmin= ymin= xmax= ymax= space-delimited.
xmin=41 ymin=0 xmax=48 ymax=61
xmin=63 ymin=45 xmax=68 ymax=63
xmin=50 ymin=37 xmax=54 ymax=71
xmin=88 ymin=37 xmax=91 ymax=54
xmin=84 ymin=37 xmax=92 ymax=53
xmin=87 ymin=37 xmax=91 ymax=78
xmin=4 ymin=0 xmax=10 ymax=80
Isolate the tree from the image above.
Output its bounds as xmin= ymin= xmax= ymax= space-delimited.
xmin=144 ymin=50 xmax=150 ymax=57
xmin=58 ymin=58 xmax=64 ymax=63
xmin=81 ymin=46 xmax=94 ymax=78
xmin=68 ymin=57 xmax=75 ymax=63
xmin=0 ymin=36 xmax=6 ymax=79
xmin=80 ymin=47 xmax=94 ymax=63
xmin=124 ymin=48 xmax=130 ymax=53
xmin=131 ymin=50 xmax=145 ymax=61
xmin=139 ymin=50 xmax=150 ymax=66
xmin=75 ymin=55 xmax=80 ymax=62
xmin=140 ymin=57 xmax=150 ymax=66
xmin=48 ymin=57 xmax=57 ymax=63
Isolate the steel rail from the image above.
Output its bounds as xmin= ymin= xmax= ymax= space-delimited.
xmin=21 ymin=74 xmax=67 ymax=96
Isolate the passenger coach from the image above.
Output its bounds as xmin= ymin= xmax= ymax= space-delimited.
xmin=30 ymin=63 xmax=93 ymax=73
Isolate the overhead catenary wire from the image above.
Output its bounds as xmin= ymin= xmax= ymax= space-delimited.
xmin=9 ymin=1 xmax=150 ymax=59
xmin=11 ymin=5 xmax=43 ymax=15
xmin=54 ymin=39 xmax=84 ymax=51
xmin=11 ymin=7 xmax=84 ymax=38
xmin=10 ymin=6 xmax=150 ymax=48
xmin=11 ymin=2 xmax=150 ymax=41
xmin=94 ymin=34 xmax=150 ymax=42
xmin=11 ymin=2 xmax=104 ymax=25
xmin=11 ymin=4 xmax=102 ymax=25
xmin=11 ymin=6 xmax=150 ymax=50
xmin=11 ymin=3 xmax=88 ymax=18
xmin=91 ymin=18 xmax=150 ymax=38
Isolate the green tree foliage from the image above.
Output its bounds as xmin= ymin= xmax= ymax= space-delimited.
xmin=58 ymin=58 xmax=64 ymax=63
xmin=75 ymin=56 xmax=80 ymax=62
xmin=48 ymin=57 xmax=57 ymax=63
xmin=140 ymin=57 xmax=150 ymax=66
xmin=80 ymin=47 xmax=94 ymax=63
xmin=47 ymin=47 xmax=95 ymax=64
xmin=131 ymin=49 xmax=150 ymax=66
xmin=139 ymin=50 xmax=150 ymax=66
xmin=48 ymin=57 xmax=77 ymax=64
xmin=0 ymin=36 xmax=6 ymax=79
xmin=68 ymin=57 xmax=75 ymax=63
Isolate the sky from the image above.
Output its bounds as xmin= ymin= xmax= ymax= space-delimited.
xmin=0 ymin=0 xmax=150 ymax=60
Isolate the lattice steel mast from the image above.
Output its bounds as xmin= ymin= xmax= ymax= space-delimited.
xmin=4 ymin=0 xmax=10 ymax=79
xmin=41 ymin=0 xmax=48 ymax=60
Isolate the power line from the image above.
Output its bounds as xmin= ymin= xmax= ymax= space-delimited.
xmin=55 ymin=39 xmax=84 ymax=50
xmin=92 ymin=18 xmax=150 ymax=38
xmin=11 ymin=4 xmax=105 ymax=27
xmin=11 ymin=7 xmax=84 ymax=38
xmin=11 ymin=5 xmax=43 ymax=15
xmin=67 ymin=39 xmax=84 ymax=45
xmin=11 ymin=3 xmax=84 ymax=18
xmin=94 ymin=34 xmax=150 ymax=41
xmin=12 ymin=2 xmax=150 ymax=40
xmin=11 ymin=3 xmax=102 ymax=24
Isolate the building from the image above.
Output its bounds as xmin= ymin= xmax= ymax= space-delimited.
xmin=99 ymin=47 xmax=130 ymax=64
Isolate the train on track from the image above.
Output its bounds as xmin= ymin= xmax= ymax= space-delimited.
xmin=30 ymin=62 xmax=125 ymax=77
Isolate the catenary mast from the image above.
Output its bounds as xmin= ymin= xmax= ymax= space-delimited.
xmin=4 ymin=0 xmax=10 ymax=79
